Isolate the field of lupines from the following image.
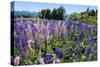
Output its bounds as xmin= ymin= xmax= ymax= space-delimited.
xmin=11 ymin=18 xmax=97 ymax=65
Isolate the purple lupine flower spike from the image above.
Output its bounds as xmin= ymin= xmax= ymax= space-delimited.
xmin=14 ymin=56 xmax=20 ymax=65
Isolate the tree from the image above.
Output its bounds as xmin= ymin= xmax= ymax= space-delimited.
xmin=66 ymin=13 xmax=79 ymax=21
xmin=51 ymin=8 xmax=57 ymax=19
xmin=39 ymin=9 xmax=46 ymax=19
xmin=89 ymin=10 xmax=95 ymax=16
xmin=45 ymin=9 xmax=51 ymax=19
xmin=57 ymin=6 xmax=66 ymax=20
